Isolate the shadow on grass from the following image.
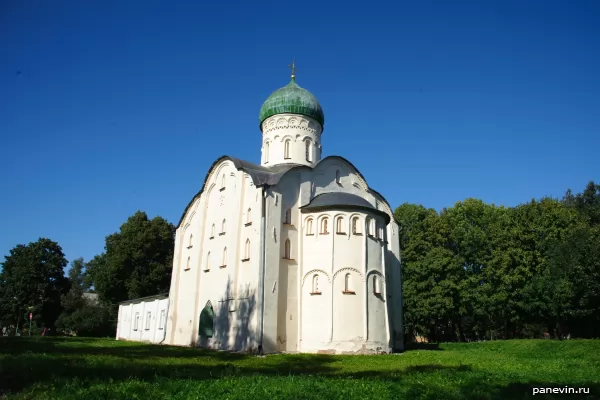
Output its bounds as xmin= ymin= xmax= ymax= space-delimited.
xmin=406 ymin=364 xmax=471 ymax=373
xmin=403 ymin=342 xmax=443 ymax=351
xmin=1 ymin=337 xmax=599 ymax=400
xmin=0 ymin=336 xmax=246 ymax=360
xmin=0 ymin=338 xmax=342 ymax=392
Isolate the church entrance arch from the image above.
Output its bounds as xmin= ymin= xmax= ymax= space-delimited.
xmin=199 ymin=301 xmax=215 ymax=338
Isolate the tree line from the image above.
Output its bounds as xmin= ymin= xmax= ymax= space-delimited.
xmin=1 ymin=182 xmax=598 ymax=340
xmin=0 ymin=211 xmax=175 ymax=336
xmin=394 ymin=181 xmax=600 ymax=342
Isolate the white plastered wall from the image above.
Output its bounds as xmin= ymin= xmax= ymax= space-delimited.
xmin=166 ymin=159 xmax=262 ymax=351
xmin=261 ymin=114 xmax=322 ymax=167
xmin=297 ymin=209 xmax=389 ymax=353
xmin=163 ymin=156 xmax=402 ymax=354
xmin=265 ymin=157 xmax=402 ymax=354
xmin=116 ymin=297 xmax=169 ymax=344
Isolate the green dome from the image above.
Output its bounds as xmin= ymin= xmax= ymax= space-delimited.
xmin=259 ymin=78 xmax=324 ymax=128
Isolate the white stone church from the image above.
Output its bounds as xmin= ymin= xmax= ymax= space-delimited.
xmin=116 ymin=68 xmax=404 ymax=354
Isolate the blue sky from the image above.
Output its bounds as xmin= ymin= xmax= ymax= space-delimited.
xmin=1 ymin=0 xmax=598 ymax=266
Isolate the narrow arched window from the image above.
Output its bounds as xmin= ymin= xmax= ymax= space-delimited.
xmin=206 ymin=252 xmax=211 ymax=271
xmin=145 ymin=311 xmax=151 ymax=330
xmin=186 ymin=256 xmax=191 ymax=270
xmin=221 ymin=174 xmax=226 ymax=189
xmin=247 ymin=208 xmax=252 ymax=224
xmin=335 ymin=170 xmax=341 ymax=184
xmin=284 ymin=139 xmax=291 ymax=159
xmin=222 ymin=219 xmax=226 ymax=234
xmin=344 ymin=273 xmax=352 ymax=292
xmin=222 ymin=247 xmax=227 ymax=267
xmin=244 ymin=239 xmax=250 ymax=260
xmin=188 ymin=234 xmax=193 ymax=248
xmin=352 ymin=217 xmax=360 ymax=234
xmin=211 ymin=224 xmax=215 ymax=238
xmin=312 ymin=274 xmax=319 ymax=293
xmin=321 ymin=217 xmax=329 ymax=234
xmin=284 ymin=208 xmax=291 ymax=224
xmin=264 ymin=142 xmax=269 ymax=163
xmin=336 ymin=217 xmax=344 ymax=234
xmin=373 ymin=276 xmax=381 ymax=294
xmin=284 ymin=239 xmax=291 ymax=259
xmin=305 ymin=140 xmax=311 ymax=162
xmin=306 ymin=219 xmax=313 ymax=235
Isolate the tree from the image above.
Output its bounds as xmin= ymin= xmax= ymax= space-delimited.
xmin=563 ymin=181 xmax=600 ymax=226
xmin=546 ymin=225 xmax=600 ymax=337
xmin=55 ymin=258 xmax=114 ymax=337
xmin=397 ymin=181 xmax=600 ymax=343
xmin=85 ymin=211 xmax=175 ymax=308
xmin=60 ymin=258 xmax=87 ymax=314
xmin=57 ymin=305 xmax=113 ymax=337
xmin=396 ymin=205 xmax=459 ymax=342
xmin=394 ymin=203 xmax=437 ymax=252
xmin=0 ymin=238 xmax=69 ymax=331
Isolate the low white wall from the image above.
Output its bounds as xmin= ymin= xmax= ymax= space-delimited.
xmin=116 ymin=297 xmax=169 ymax=344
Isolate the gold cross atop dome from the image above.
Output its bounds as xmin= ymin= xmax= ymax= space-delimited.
xmin=288 ymin=59 xmax=298 ymax=79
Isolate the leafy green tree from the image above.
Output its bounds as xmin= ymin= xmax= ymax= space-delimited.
xmin=547 ymin=225 xmax=600 ymax=337
xmin=563 ymin=181 xmax=600 ymax=226
xmin=55 ymin=257 xmax=112 ymax=337
xmin=60 ymin=258 xmax=87 ymax=315
xmin=0 ymin=238 xmax=69 ymax=330
xmin=555 ymin=181 xmax=600 ymax=337
xmin=396 ymin=206 xmax=459 ymax=342
xmin=85 ymin=211 xmax=175 ymax=307
xmin=511 ymin=198 xmax=582 ymax=333
xmin=442 ymin=200 xmax=500 ymax=339
xmin=394 ymin=203 xmax=437 ymax=252
xmin=56 ymin=302 xmax=113 ymax=337
xmin=395 ymin=188 xmax=593 ymax=342
xmin=522 ymin=261 xmax=573 ymax=338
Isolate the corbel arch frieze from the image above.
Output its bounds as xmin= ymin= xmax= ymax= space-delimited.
xmin=333 ymin=267 xmax=364 ymax=283
xmin=205 ymin=160 xmax=232 ymax=188
xmin=279 ymin=134 xmax=296 ymax=143
xmin=262 ymin=115 xmax=318 ymax=134
xmin=302 ymin=269 xmax=331 ymax=286
xmin=366 ymin=270 xmax=385 ymax=282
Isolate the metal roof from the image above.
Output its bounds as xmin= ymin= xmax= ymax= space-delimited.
xmin=300 ymin=192 xmax=391 ymax=224
xmin=259 ymin=78 xmax=325 ymax=128
xmin=177 ymin=155 xmax=394 ymax=228
xmin=118 ymin=293 xmax=169 ymax=305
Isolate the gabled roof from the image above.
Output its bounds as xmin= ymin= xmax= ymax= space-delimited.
xmin=228 ymin=157 xmax=302 ymax=187
xmin=118 ymin=293 xmax=169 ymax=305
xmin=176 ymin=156 xmax=299 ymax=228
xmin=177 ymin=155 xmax=394 ymax=228
xmin=300 ymin=192 xmax=391 ymax=224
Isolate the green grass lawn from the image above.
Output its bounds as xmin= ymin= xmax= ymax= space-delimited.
xmin=0 ymin=337 xmax=599 ymax=399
